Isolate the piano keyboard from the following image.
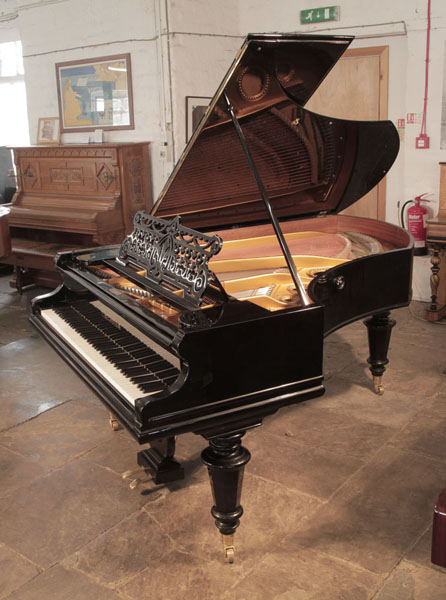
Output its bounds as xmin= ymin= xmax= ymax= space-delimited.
xmin=40 ymin=300 xmax=181 ymax=406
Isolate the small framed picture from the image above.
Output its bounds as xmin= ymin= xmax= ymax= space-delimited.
xmin=186 ymin=96 xmax=211 ymax=141
xmin=36 ymin=117 xmax=60 ymax=144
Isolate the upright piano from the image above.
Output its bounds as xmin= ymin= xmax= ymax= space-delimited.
xmin=30 ymin=33 xmax=413 ymax=562
xmin=3 ymin=142 xmax=152 ymax=291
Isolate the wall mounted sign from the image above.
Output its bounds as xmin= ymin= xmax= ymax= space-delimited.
xmin=300 ymin=6 xmax=340 ymax=24
xmin=55 ymin=54 xmax=134 ymax=133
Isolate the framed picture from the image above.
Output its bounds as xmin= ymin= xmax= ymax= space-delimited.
xmin=186 ymin=96 xmax=212 ymax=141
xmin=55 ymin=53 xmax=134 ymax=133
xmin=36 ymin=117 xmax=60 ymax=144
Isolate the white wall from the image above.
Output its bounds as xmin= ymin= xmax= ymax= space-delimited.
xmin=1 ymin=0 xmax=171 ymax=197
xmin=165 ymin=0 xmax=446 ymax=226
xmin=1 ymin=0 xmax=445 ymax=225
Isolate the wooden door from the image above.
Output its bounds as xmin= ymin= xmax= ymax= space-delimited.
xmin=306 ymin=46 xmax=389 ymax=220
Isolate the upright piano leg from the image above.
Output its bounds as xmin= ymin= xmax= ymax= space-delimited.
xmin=201 ymin=432 xmax=251 ymax=563
xmin=364 ymin=311 xmax=396 ymax=395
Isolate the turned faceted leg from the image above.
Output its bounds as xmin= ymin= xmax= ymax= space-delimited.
xmin=201 ymin=432 xmax=251 ymax=563
xmin=426 ymin=246 xmax=446 ymax=321
xmin=364 ymin=311 xmax=396 ymax=395
xmin=429 ymin=247 xmax=442 ymax=312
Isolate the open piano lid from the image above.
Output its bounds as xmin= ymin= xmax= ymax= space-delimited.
xmin=152 ymin=33 xmax=399 ymax=230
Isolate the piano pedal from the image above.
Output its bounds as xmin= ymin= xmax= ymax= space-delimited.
xmin=222 ymin=534 xmax=235 ymax=564
xmin=373 ymin=376 xmax=384 ymax=395
xmin=129 ymin=474 xmax=154 ymax=490
xmin=109 ymin=413 xmax=119 ymax=431
xmin=121 ymin=438 xmax=185 ymax=491
xmin=137 ymin=440 xmax=184 ymax=485
xmin=121 ymin=467 xmax=147 ymax=480
xmin=121 ymin=467 xmax=154 ymax=490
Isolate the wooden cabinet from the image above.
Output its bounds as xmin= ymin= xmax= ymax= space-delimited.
xmin=2 ymin=142 xmax=152 ymax=291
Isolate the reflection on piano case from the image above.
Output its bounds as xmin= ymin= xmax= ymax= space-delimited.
xmin=30 ymin=33 xmax=413 ymax=563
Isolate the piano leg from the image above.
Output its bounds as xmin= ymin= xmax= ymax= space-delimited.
xmin=364 ymin=311 xmax=396 ymax=395
xmin=201 ymin=432 xmax=251 ymax=563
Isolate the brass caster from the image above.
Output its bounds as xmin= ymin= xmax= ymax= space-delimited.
xmin=225 ymin=547 xmax=235 ymax=563
xmin=222 ymin=534 xmax=235 ymax=564
xmin=373 ymin=376 xmax=384 ymax=396
xmin=109 ymin=413 xmax=119 ymax=431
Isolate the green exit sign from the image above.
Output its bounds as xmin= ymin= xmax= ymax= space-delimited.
xmin=300 ymin=6 xmax=340 ymax=24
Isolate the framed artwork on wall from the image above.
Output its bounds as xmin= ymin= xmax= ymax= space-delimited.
xmin=55 ymin=53 xmax=134 ymax=133
xmin=36 ymin=117 xmax=60 ymax=144
xmin=186 ymin=96 xmax=211 ymax=141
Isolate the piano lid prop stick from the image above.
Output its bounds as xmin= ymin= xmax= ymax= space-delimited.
xmin=223 ymin=92 xmax=311 ymax=307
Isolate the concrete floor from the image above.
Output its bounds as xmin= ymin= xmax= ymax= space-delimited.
xmin=0 ymin=272 xmax=445 ymax=600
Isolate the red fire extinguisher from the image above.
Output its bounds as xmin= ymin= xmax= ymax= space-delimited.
xmin=403 ymin=194 xmax=430 ymax=255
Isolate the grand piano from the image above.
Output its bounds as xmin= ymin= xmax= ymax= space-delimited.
xmin=30 ymin=34 xmax=413 ymax=562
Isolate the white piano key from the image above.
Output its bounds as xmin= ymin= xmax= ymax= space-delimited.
xmin=40 ymin=303 xmax=180 ymax=407
xmin=91 ymin=301 xmax=180 ymax=369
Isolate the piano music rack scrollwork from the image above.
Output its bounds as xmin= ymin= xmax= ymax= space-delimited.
xmin=117 ymin=212 xmax=223 ymax=305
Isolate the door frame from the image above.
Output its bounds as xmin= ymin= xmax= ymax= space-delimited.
xmin=343 ymin=46 xmax=390 ymax=220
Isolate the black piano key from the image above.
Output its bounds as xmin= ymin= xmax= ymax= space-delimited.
xmin=131 ymin=348 xmax=156 ymax=359
xmin=138 ymin=355 xmax=169 ymax=367
xmin=138 ymin=381 xmax=166 ymax=393
xmin=54 ymin=301 xmax=180 ymax=394
xmin=123 ymin=366 xmax=152 ymax=376
xmin=132 ymin=373 xmax=158 ymax=383
xmin=156 ymin=367 xmax=179 ymax=378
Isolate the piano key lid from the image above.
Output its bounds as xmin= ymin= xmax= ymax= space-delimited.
xmin=152 ymin=33 xmax=400 ymax=231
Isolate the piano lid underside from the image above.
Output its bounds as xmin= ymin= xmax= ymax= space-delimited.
xmin=156 ymin=103 xmax=349 ymax=229
xmin=154 ymin=36 xmax=399 ymax=232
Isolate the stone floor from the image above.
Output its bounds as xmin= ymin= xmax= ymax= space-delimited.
xmin=0 ymin=271 xmax=445 ymax=600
